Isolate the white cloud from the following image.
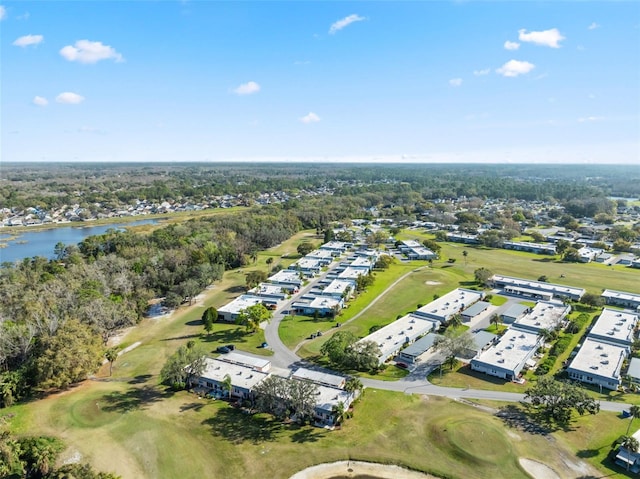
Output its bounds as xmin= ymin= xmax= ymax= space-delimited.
xmin=300 ymin=112 xmax=320 ymax=124
xmin=578 ymin=116 xmax=604 ymax=123
xmin=59 ymin=40 xmax=123 ymax=64
xmin=32 ymin=96 xmax=48 ymax=106
xmin=233 ymin=81 xmax=261 ymax=95
xmin=518 ymin=28 xmax=565 ymax=48
xmin=13 ymin=34 xmax=43 ymax=47
xmin=504 ymin=40 xmax=520 ymax=50
xmin=56 ymin=92 xmax=85 ymax=104
xmin=449 ymin=78 xmax=463 ymax=87
xmin=329 ymin=14 xmax=365 ymax=34
xmin=0 ymin=5 xmax=6 ymax=20
xmin=588 ymin=22 xmax=600 ymax=30
xmin=496 ymin=59 xmax=535 ymax=77
xmin=473 ymin=68 xmax=490 ymax=76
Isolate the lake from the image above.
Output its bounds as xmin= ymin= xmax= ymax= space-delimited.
xmin=0 ymin=219 xmax=159 ymax=263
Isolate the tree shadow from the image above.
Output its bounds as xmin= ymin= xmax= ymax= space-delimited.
xmin=202 ymin=407 xmax=283 ymax=444
xmin=495 ymin=404 xmax=553 ymax=436
xmin=458 ymin=280 xmax=477 ymax=287
xmin=161 ymin=333 xmax=201 ymax=341
xmin=180 ymin=401 xmax=206 ymax=413
xmin=200 ymin=327 xmax=250 ymax=344
xmin=225 ymin=285 xmax=246 ymax=294
xmin=128 ymin=374 xmax=153 ymax=385
xmin=185 ymin=319 xmax=203 ymax=326
xmin=101 ymin=385 xmax=173 ymax=413
xmin=289 ymin=424 xmax=326 ymax=443
xmin=576 ymin=448 xmax=601 ymax=458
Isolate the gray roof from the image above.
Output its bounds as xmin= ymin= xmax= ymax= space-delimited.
xmin=628 ymin=357 xmax=640 ymax=380
xmin=462 ymin=301 xmax=491 ymax=317
xmin=399 ymin=333 xmax=441 ymax=358
xmin=472 ymin=331 xmax=498 ymax=351
xmin=502 ymin=303 xmax=530 ymax=319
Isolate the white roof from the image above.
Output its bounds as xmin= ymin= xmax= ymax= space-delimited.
xmin=268 ymin=269 xmax=302 ymax=285
xmin=218 ymin=352 xmax=271 ymax=371
xmin=249 ymin=283 xmax=287 ymax=297
xmin=320 ymin=241 xmax=349 ymax=251
xmin=306 ymin=249 xmax=334 ymax=260
xmin=349 ymin=256 xmax=373 ymax=268
xmin=322 ymin=279 xmax=354 ymax=296
xmin=513 ymin=301 xmax=570 ymax=332
xmin=218 ymin=295 xmax=263 ymax=315
xmin=295 ymin=257 xmax=323 ymax=269
xmin=602 ymin=289 xmax=640 ymax=305
xmin=338 ymin=267 xmax=365 ymax=280
xmin=492 ymin=275 xmax=585 ymax=298
xmin=292 ymin=367 xmax=346 ymax=388
xmin=293 ymin=295 xmax=341 ymax=310
xmin=312 ymin=383 xmax=354 ymax=413
xmin=358 ymin=314 xmax=439 ymax=363
xmin=200 ymin=358 xmax=269 ymax=390
xmin=473 ymin=329 xmax=541 ymax=373
xmin=414 ymin=288 xmax=485 ymax=322
xmin=568 ymin=338 xmax=626 ymax=382
xmin=589 ymin=308 xmax=638 ymax=345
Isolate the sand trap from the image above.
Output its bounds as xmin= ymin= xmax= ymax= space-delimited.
xmin=425 ymin=281 xmax=442 ymax=285
xmin=518 ymin=458 xmax=560 ymax=479
xmin=289 ymin=461 xmax=439 ymax=479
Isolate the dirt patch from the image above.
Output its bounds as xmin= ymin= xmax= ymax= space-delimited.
xmin=289 ymin=461 xmax=440 ymax=479
xmin=425 ymin=281 xmax=442 ymax=285
xmin=518 ymin=458 xmax=560 ymax=479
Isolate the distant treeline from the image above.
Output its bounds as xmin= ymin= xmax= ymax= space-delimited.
xmin=1 ymin=163 xmax=638 ymax=210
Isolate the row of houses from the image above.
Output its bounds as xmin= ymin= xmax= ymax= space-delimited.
xmin=193 ymin=352 xmax=357 ymax=427
xmin=489 ymin=274 xmax=586 ymax=302
xmin=470 ymin=300 xmax=572 ymax=381
xmin=357 ymin=288 xmax=487 ymax=365
xmin=566 ymin=308 xmax=639 ymax=390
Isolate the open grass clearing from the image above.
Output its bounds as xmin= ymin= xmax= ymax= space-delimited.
xmin=8 ymin=385 xmax=600 ymax=479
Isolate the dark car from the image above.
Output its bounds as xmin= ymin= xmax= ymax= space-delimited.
xmin=216 ymin=346 xmax=231 ymax=354
xmin=225 ymin=344 xmax=235 ymax=351
xmin=396 ymin=362 xmax=408 ymax=369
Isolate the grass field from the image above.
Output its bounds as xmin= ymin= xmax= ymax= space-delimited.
xmin=9 ymin=385 xmax=614 ymax=479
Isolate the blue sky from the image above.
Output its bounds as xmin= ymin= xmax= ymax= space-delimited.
xmin=1 ymin=1 xmax=639 ymax=164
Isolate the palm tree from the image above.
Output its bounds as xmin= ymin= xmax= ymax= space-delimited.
xmin=448 ymin=314 xmax=462 ymax=329
xmin=105 ymin=348 xmax=118 ymax=377
xmin=462 ymin=250 xmax=468 ymax=265
xmin=331 ymin=401 xmax=346 ymax=426
xmin=344 ymin=377 xmax=363 ymax=397
xmin=620 ymin=435 xmax=640 ymax=471
xmin=627 ymin=405 xmax=640 ymax=436
xmin=266 ymin=257 xmax=274 ymax=272
xmin=222 ymin=374 xmax=233 ymax=400
xmin=489 ymin=314 xmax=502 ymax=332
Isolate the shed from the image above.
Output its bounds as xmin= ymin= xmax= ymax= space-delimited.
xmin=461 ymin=301 xmax=491 ymax=322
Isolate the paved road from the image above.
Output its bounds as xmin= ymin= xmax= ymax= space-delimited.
xmin=261 ymin=262 xmax=628 ymax=414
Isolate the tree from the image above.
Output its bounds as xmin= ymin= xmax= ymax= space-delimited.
xmin=433 ymin=330 xmax=474 ymax=369
xmin=562 ymin=247 xmax=582 ymax=263
xmin=47 ymin=463 xmax=122 ymax=479
xmin=105 ymin=348 xmax=118 ymax=377
xmin=345 ymin=340 xmax=381 ymax=372
xmin=18 ymin=436 xmax=64 ymax=479
xmin=374 ymin=255 xmax=394 ymax=270
xmin=288 ymin=379 xmax=319 ymax=424
xmin=236 ymin=303 xmax=272 ymax=333
xmin=626 ymin=405 xmax=640 ymax=436
xmin=320 ymin=331 xmax=358 ymax=366
xmin=537 ymin=275 xmax=548 ymax=282
xmin=202 ymin=307 xmax=218 ymax=335
xmin=555 ymin=239 xmax=572 ymax=255
xmin=422 ymin=239 xmax=441 ymax=254
xmin=489 ymin=313 xmax=502 ymax=332
xmin=253 ymin=375 xmax=290 ymax=419
xmin=33 ymin=320 xmax=103 ymax=390
xmin=331 ymin=401 xmax=347 ymax=426
xmin=474 ymin=267 xmax=493 ymax=286
xmin=222 ymin=374 xmax=233 ymax=400
xmin=447 ymin=313 xmax=462 ymax=329
xmin=265 ymin=257 xmax=274 ymax=271
xmin=581 ymin=293 xmax=604 ymax=309
xmin=344 ymin=377 xmax=363 ymax=397
xmin=297 ymin=242 xmax=315 ymax=256
xmin=620 ymin=435 xmax=640 ymax=471
xmin=524 ymin=376 xmax=599 ymax=426
xmin=245 ymin=270 xmax=267 ymax=290
xmin=462 ymin=250 xmax=468 ymax=265
xmin=160 ymin=342 xmax=206 ymax=390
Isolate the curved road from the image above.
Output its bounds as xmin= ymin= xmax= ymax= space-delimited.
xmin=262 ymin=266 xmax=627 ymax=413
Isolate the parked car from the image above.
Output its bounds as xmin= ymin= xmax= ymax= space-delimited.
xmin=216 ymin=346 xmax=231 ymax=354
xmin=225 ymin=344 xmax=235 ymax=351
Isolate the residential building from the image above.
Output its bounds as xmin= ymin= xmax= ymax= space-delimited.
xmin=217 ymin=351 xmax=271 ymax=372
xmin=358 ymin=314 xmax=440 ymax=364
xmin=501 ymin=304 xmax=531 ymax=324
xmin=309 ymin=383 xmax=356 ymax=427
xmin=248 ymin=283 xmax=288 ymax=303
xmin=490 ymin=275 xmax=585 ymax=301
xmin=397 ymin=240 xmax=438 ymax=260
xmin=291 ymin=295 xmax=342 ymax=317
xmin=566 ymin=338 xmax=626 ymax=391
xmin=413 ymin=288 xmax=485 ymax=323
xmin=292 ymin=258 xmax=323 ymax=276
xmin=511 ymin=301 xmax=571 ymax=334
xmin=588 ymin=308 xmax=638 ymax=347
xmin=305 ymin=249 xmax=335 ymax=265
xmin=320 ymin=241 xmax=351 ymax=255
xmin=460 ymin=331 xmax=499 ymax=359
xmin=196 ymin=358 xmax=269 ymax=400
xmin=217 ymin=295 xmax=264 ymax=322
xmin=268 ymin=269 xmax=303 ymax=288
xmin=446 ymin=233 xmax=480 ymax=244
xmin=615 ymin=428 xmax=640 ymax=473
xmin=321 ymin=279 xmax=355 ymax=300
xmin=460 ymin=301 xmax=491 ymax=322
xmin=396 ymin=333 xmax=441 ymax=364
xmin=602 ymin=289 xmax=640 ymax=310
xmin=470 ymin=328 xmax=542 ymax=381
xmin=291 ymin=367 xmax=347 ymax=389
xmin=503 ymin=241 xmax=556 ymax=255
